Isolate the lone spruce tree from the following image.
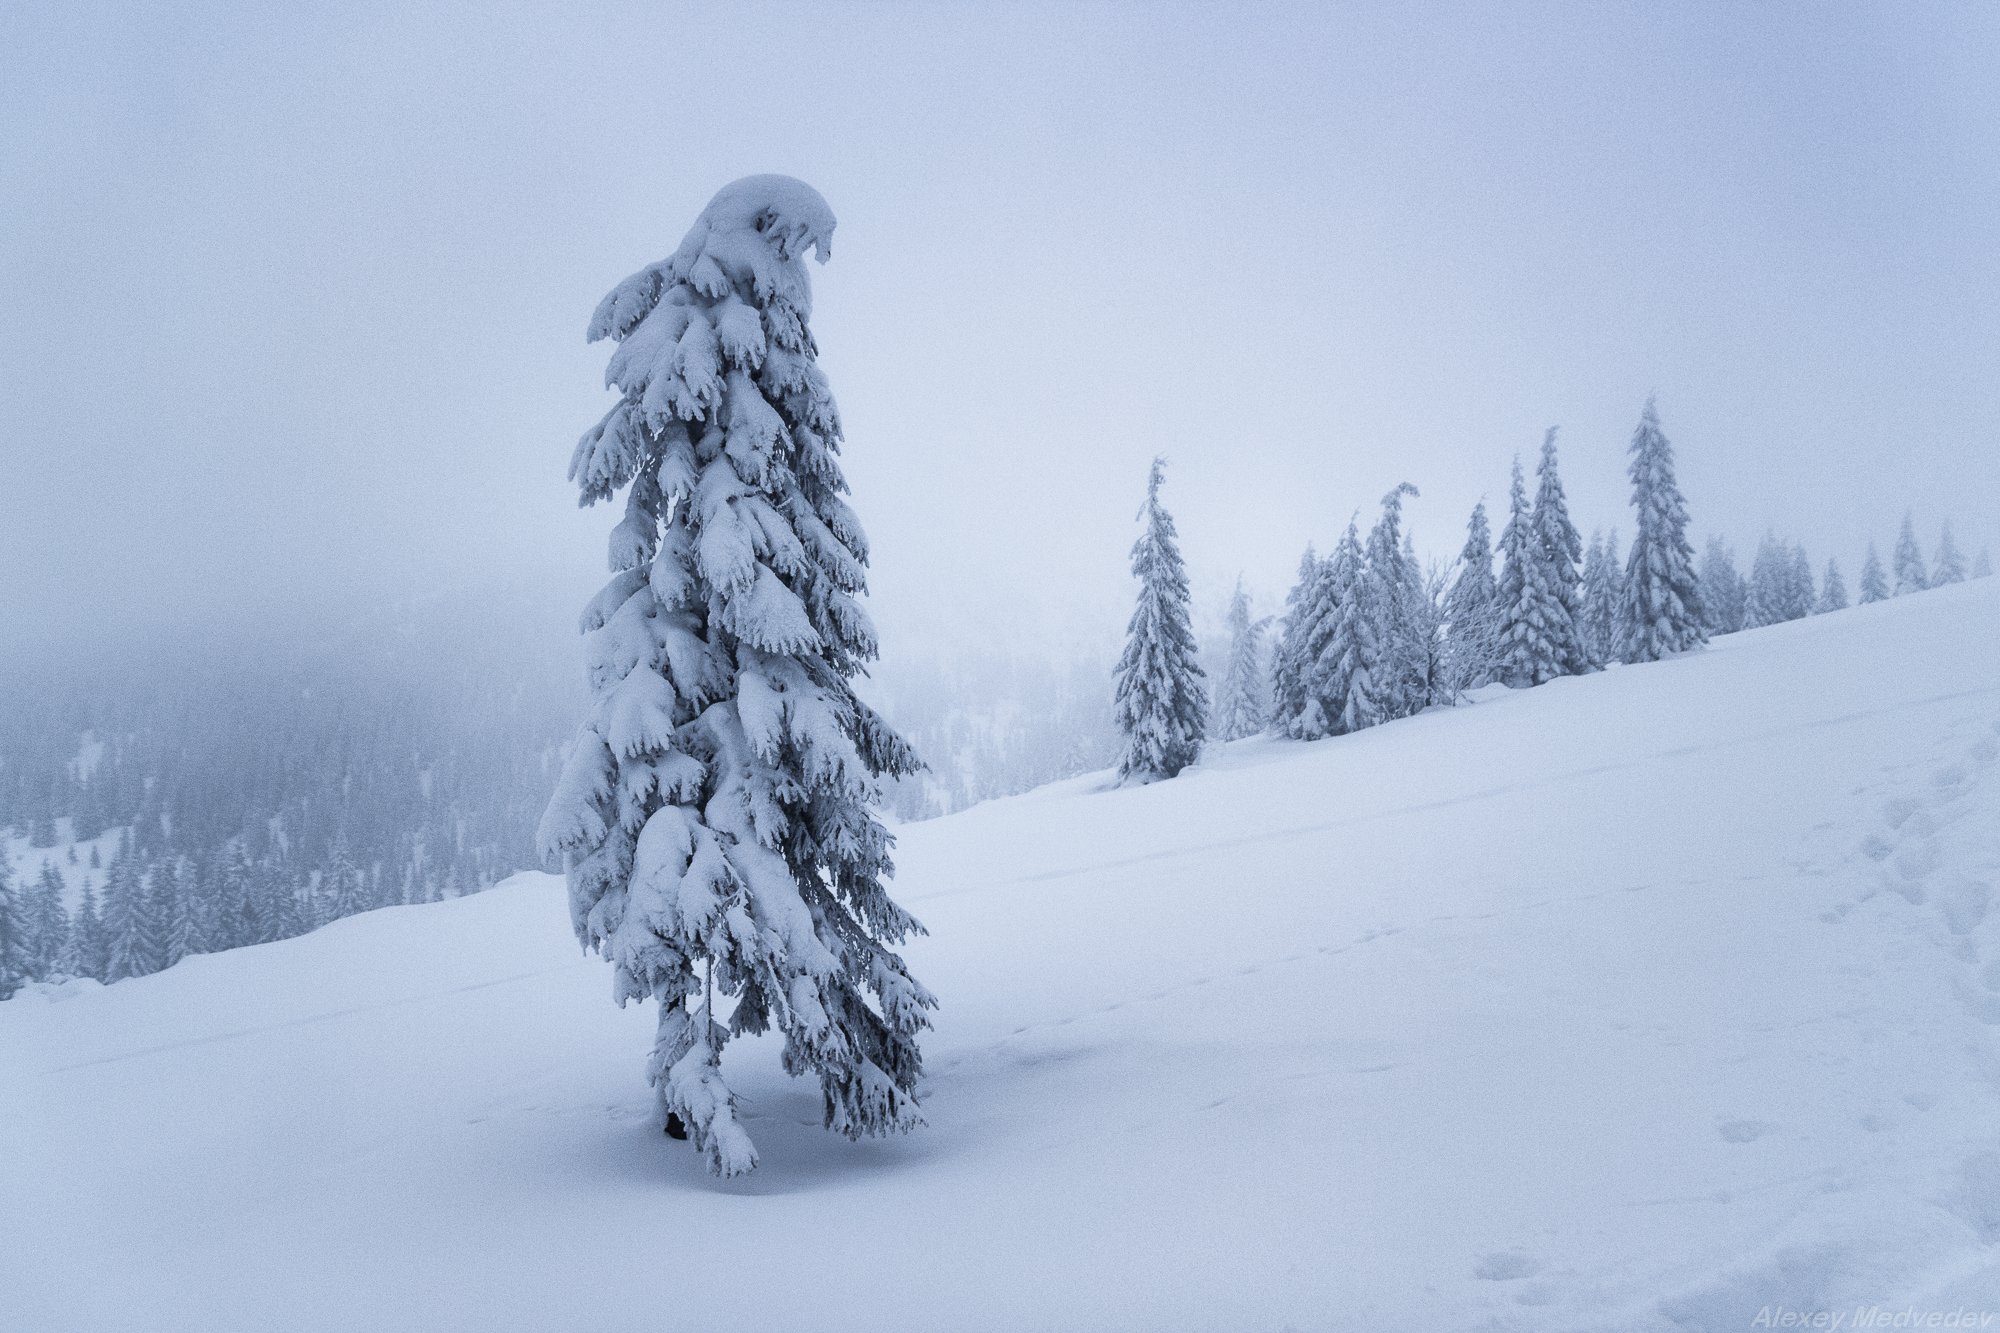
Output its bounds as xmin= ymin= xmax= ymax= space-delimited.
xmin=536 ymin=177 xmax=932 ymax=1177
xmin=1115 ymin=457 xmax=1209 ymax=780
xmin=1212 ymin=578 xmax=1268 ymax=741
xmin=1616 ymin=399 xmax=1706 ymax=662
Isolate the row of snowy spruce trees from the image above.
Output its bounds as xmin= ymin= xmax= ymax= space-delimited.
xmin=1113 ymin=400 xmax=1993 ymax=782
xmin=0 ymin=835 xmax=429 ymax=1000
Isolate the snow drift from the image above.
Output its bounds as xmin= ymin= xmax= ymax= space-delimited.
xmin=6 ymin=579 xmax=2000 ymax=1331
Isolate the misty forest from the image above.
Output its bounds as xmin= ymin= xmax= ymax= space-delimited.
xmin=6 ymin=5 xmax=2000 ymax=1331
xmin=2 ymin=447 xmax=1979 ymax=994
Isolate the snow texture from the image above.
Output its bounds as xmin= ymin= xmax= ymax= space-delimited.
xmin=10 ymin=576 xmax=2000 ymax=1331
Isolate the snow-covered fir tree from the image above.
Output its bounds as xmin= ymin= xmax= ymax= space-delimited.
xmin=1859 ymin=543 xmax=1891 ymax=603
xmin=1319 ymin=521 xmax=1379 ymax=732
xmin=1579 ymin=529 xmax=1624 ymax=668
xmin=1406 ymin=544 xmax=1449 ymax=707
xmin=1529 ymin=430 xmax=1587 ymax=675
xmin=1442 ymin=501 xmax=1501 ymax=691
xmin=1268 ymin=547 xmax=1326 ymax=739
xmin=26 ymin=864 xmax=69 ymax=979
xmin=1212 ymin=578 xmax=1268 ymax=741
xmin=1616 ymin=399 xmax=1706 ymax=662
xmin=1697 ymin=536 xmax=1746 ymax=636
xmin=1893 ymin=512 xmax=1929 ymax=594
xmin=1496 ymin=456 xmax=1572 ymax=686
xmin=161 ymin=858 xmax=201 ymax=970
xmin=1746 ymin=535 xmax=1797 ymax=628
xmin=275 ymin=870 xmax=311 ymax=941
xmin=63 ymin=883 xmax=108 ymax=981
xmin=0 ymin=859 xmax=26 ymax=1000
xmin=535 ymin=176 xmax=932 ymax=1176
xmin=218 ymin=845 xmax=263 ymax=950
xmin=1934 ymin=519 xmax=1968 ymax=584
xmin=1114 ymin=457 xmax=1210 ymax=780
xmin=1816 ymin=558 xmax=1848 ymax=613
xmin=1785 ymin=542 xmax=1816 ymax=620
xmin=326 ymin=839 xmax=366 ymax=920
xmin=146 ymin=857 xmax=186 ymax=971
xmin=101 ymin=853 xmax=149 ymax=983
xmin=1364 ymin=483 xmax=1431 ymax=718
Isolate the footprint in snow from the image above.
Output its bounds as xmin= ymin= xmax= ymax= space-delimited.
xmin=1473 ymin=1252 xmax=1542 ymax=1281
xmin=1882 ymin=796 xmax=1923 ymax=829
xmin=1717 ymin=1119 xmax=1778 ymax=1143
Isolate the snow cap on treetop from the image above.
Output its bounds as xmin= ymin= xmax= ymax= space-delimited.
xmin=588 ymin=175 xmax=838 ymax=344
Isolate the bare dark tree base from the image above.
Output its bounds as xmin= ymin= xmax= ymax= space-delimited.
xmin=664 ymin=1111 xmax=688 ymax=1140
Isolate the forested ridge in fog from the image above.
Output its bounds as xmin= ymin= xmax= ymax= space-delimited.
xmin=0 ymin=590 xmax=580 ymax=976
xmin=0 ymin=582 xmax=1137 ymax=988
xmin=4 ymin=494 xmax=1983 ymax=994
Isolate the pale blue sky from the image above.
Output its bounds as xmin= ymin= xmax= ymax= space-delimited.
xmin=4 ymin=1 xmax=1996 ymax=652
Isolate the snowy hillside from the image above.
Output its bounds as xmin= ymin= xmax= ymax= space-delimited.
xmin=6 ymin=580 xmax=2000 ymax=1331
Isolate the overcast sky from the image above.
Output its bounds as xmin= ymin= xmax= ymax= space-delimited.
xmin=4 ymin=1 xmax=1997 ymax=659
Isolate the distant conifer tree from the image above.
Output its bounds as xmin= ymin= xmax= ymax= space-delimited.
xmin=1893 ymin=512 xmax=1929 ymax=595
xmin=1933 ymin=519 xmax=1968 ymax=584
xmin=1616 ymin=399 xmax=1706 ymax=662
xmin=1268 ymin=547 xmax=1326 ymax=739
xmin=1212 ymin=579 xmax=1268 ymax=741
xmin=1859 ymin=543 xmax=1891 ymax=603
xmin=1496 ymin=457 xmax=1569 ymax=685
xmin=1319 ymin=521 xmax=1378 ymax=732
xmin=1785 ymin=543 xmax=1816 ymax=620
xmin=0 ymin=860 xmax=27 ymax=1000
xmin=1815 ymin=558 xmax=1848 ymax=613
xmin=1364 ymin=483 xmax=1430 ymax=718
xmin=1115 ymin=457 xmax=1210 ymax=780
xmin=1697 ymin=537 xmax=1746 ymax=635
xmin=1578 ymin=529 xmax=1624 ymax=667
xmin=1529 ymin=429 xmax=1587 ymax=676
xmin=1442 ymin=501 xmax=1501 ymax=690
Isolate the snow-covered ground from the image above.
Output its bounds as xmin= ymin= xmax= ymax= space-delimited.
xmin=6 ymin=581 xmax=2000 ymax=1331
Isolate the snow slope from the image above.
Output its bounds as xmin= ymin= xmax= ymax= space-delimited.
xmin=6 ymin=581 xmax=2000 ymax=1331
